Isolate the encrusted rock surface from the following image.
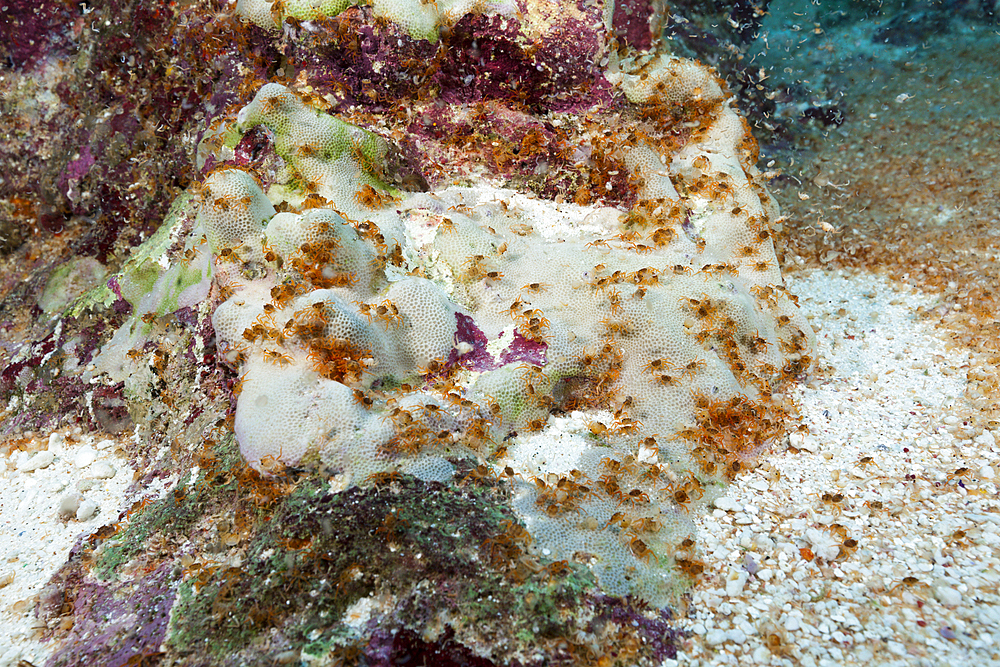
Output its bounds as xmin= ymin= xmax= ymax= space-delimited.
xmin=0 ymin=0 xmax=836 ymax=665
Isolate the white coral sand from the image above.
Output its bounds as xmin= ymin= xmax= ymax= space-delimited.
xmin=672 ymin=270 xmax=1000 ymax=667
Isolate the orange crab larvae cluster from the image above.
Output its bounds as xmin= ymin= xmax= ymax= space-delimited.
xmin=354 ymin=299 xmax=403 ymax=330
xmin=355 ymin=218 xmax=406 ymax=269
xmin=559 ymin=343 xmax=624 ymax=414
xmin=533 ymin=471 xmax=592 ymax=517
xmin=306 ymin=337 xmax=372 ymax=384
xmin=287 ymin=238 xmax=359 ymax=289
xmin=382 ymin=405 xmax=443 ymax=456
xmin=588 ymin=265 xmax=662 ymax=291
xmin=589 ymin=395 xmax=642 ymax=439
xmin=463 ymin=254 xmax=505 ymax=283
xmin=481 ymin=519 xmax=551 ymax=584
xmin=380 ymin=399 xmax=498 ymax=458
xmin=618 ymin=198 xmax=688 ymax=252
xmin=587 ymin=452 xmax=704 ymax=565
xmin=606 ymin=508 xmax=673 ymax=566
xmin=676 ymin=286 xmax=813 ymax=392
xmin=503 ymin=296 xmax=551 ymax=344
xmin=676 ymin=393 xmax=788 ymax=481
xmin=272 ymin=301 xmax=374 ymax=383
xmin=355 ymin=183 xmax=398 ymax=210
xmin=589 ymin=446 xmax=711 ymax=561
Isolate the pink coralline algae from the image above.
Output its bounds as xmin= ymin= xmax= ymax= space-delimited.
xmin=0 ymin=0 xmax=76 ymax=69
xmin=447 ymin=312 xmax=547 ymax=374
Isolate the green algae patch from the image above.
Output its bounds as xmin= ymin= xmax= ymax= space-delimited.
xmin=91 ymin=434 xmax=245 ymax=581
xmin=92 ymin=470 xmax=210 ymax=581
xmin=37 ymin=257 xmax=109 ymax=318
xmin=114 ymin=192 xmax=212 ymax=316
xmin=164 ymin=473 xmax=598 ymax=663
xmin=235 ymin=83 xmax=405 ymax=210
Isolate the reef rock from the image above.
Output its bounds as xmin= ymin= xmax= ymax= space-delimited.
xmin=2 ymin=0 xmax=812 ymax=665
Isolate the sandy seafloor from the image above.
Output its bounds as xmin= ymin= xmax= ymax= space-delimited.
xmin=3 ymin=3 xmax=1000 ymax=667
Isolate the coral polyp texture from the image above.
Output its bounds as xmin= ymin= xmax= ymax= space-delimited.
xmin=152 ymin=44 xmax=810 ymax=602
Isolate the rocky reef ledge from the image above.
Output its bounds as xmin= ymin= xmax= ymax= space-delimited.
xmin=0 ymin=0 xmax=820 ymax=665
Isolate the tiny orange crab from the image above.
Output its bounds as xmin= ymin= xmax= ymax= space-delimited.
xmin=886 ymin=576 xmax=926 ymax=597
xmin=461 ymin=464 xmax=498 ymax=486
xmin=232 ymin=372 xmax=249 ymax=397
xmin=643 ymin=357 xmax=672 ymax=375
xmin=680 ymin=358 xmax=706 ymax=379
xmin=352 ymin=389 xmax=375 ymax=410
xmin=946 ymin=467 xmax=974 ymax=484
xmin=855 ymin=454 xmax=880 ymax=472
xmin=263 ymin=349 xmax=293 ymax=366
xmin=589 ymin=422 xmax=609 ymax=437
xmin=617 ymin=488 xmax=650 ymax=508
xmin=366 ymin=470 xmax=403 ymax=487
xmin=258 ymin=446 xmax=286 ymax=475
xmin=627 ymin=536 xmax=658 ymax=564
xmin=374 ymin=301 xmax=402 ymax=329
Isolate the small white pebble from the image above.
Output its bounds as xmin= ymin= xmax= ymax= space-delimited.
xmin=706 ymin=629 xmax=728 ymax=646
xmin=95 ymin=439 xmax=115 ymax=450
xmin=934 ymin=585 xmax=962 ymax=607
xmin=48 ymin=432 xmax=65 ymax=449
xmin=789 ymin=431 xmax=819 ymax=452
xmin=76 ymin=498 xmax=99 ymax=522
xmin=979 ymin=465 xmax=995 ymax=480
xmin=714 ymin=496 xmax=740 ymax=511
xmin=18 ymin=450 xmax=55 ymax=472
xmin=726 ymin=570 xmax=749 ymax=597
xmin=0 ymin=643 xmax=24 ymax=663
xmin=87 ymin=461 xmax=117 ymax=479
xmin=727 ymin=629 xmax=748 ymax=644
xmin=58 ymin=494 xmax=81 ymax=519
xmin=785 ymin=616 xmax=801 ymax=632
xmin=975 ymin=430 xmax=996 ymax=447
xmin=74 ymin=447 xmax=97 ymax=469
xmin=804 ymin=527 xmax=840 ymax=561
xmin=799 ymin=439 xmax=819 ymax=453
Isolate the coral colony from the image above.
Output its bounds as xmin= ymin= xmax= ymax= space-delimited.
xmin=7 ymin=0 xmax=813 ymax=663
